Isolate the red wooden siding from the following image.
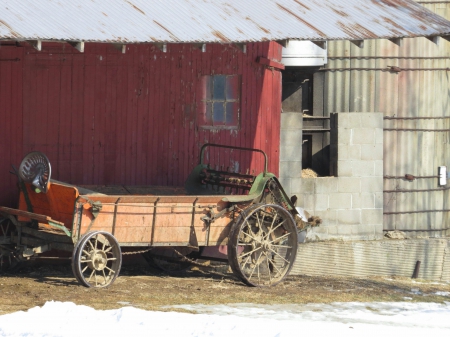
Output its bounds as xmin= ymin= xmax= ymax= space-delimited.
xmin=0 ymin=41 xmax=282 ymax=207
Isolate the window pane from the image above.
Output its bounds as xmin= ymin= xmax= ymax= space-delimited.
xmin=205 ymin=76 xmax=213 ymax=100
xmin=225 ymin=102 xmax=238 ymax=126
xmin=213 ymin=75 xmax=226 ymax=100
xmin=212 ymin=102 xmax=225 ymax=125
xmin=225 ymin=75 xmax=239 ymax=100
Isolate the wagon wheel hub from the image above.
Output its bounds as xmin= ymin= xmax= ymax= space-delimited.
xmin=261 ymin=240 xmax=272 ymax=252
xmin=88 ymin=250 xmax=107 ymax=271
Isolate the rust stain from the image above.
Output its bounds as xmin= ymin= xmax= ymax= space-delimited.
xmin=102 ymin=12 xmax=108 ymax=17
xmin=0 ymin=19 xmax=20 ymax=38
xmin=125 ymin=1 xmax=145 ymax=15
xmin=293 ymin=0 xmax=310 ymax=10
xmin=236 ymin=28 xmax=244 ymax=34
xmin=153 ymin=20 xmax=180 ymax=41
xmin=331 ymin=8 xmax=348 ymax=17
xmin=276 ymin=3 xmax=327 ymax=38
xmin=382 ymin=16 xmax=407 ymax=32
xmin=211 ymin=30 xmax=231 ymax=42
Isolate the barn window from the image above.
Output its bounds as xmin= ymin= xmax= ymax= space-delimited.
xmin=198 ymin=75 xmax=240 ymax=129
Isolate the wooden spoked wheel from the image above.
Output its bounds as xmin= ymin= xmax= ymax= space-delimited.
xmin=228 ymin=204 xmax=298 ymax=287
xmin=72 ymin=231 xmax=122 ymax=288
xmin=0 ymin=217 xmax=22 ymax=273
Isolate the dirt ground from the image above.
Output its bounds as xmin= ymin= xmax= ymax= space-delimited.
xmin=1 ymin=258 xmax=450 ymax=316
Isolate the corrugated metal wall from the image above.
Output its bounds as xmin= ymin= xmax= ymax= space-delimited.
xmin=293 ymin=239 xmax=450 ymax=281
xmin=0 ymin=41 xmax=282 ymax=207
xmin=326 ymin=1 xmax=450 ymax=237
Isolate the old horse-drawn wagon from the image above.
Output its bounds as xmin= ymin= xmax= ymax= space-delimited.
xmin=0 ymin=144 xmax=315 ymax=288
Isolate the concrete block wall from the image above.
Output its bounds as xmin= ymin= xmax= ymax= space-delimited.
xmin=281 ymin=112 xmax=384 ymax=241
xmin=279 ymin=113 xmax=303 ymax=195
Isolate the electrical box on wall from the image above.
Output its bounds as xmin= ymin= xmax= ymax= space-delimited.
xmin=439 ymin=166 xmax=447 ymax=186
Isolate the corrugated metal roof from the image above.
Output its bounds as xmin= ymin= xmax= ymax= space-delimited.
xmin=0 ymin=0 xmax=450 ymax=44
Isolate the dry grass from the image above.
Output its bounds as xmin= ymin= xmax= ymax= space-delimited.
xmin=0 ymin=262 xmax=449 ymax=315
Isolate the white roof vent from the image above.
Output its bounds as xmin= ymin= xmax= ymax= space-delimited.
xmin=282 ymin=41 xmax=327 ymax=67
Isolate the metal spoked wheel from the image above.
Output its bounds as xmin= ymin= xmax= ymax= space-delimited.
xmin=228 ymin=204 xmax=298 ymax=287
xmin=72 ymin=231 xmax=122 ymax=288
xmin=0 ymin=217 xmax=23 ymax=273
xmin=143 ymin=247 xmax=194 ymax=274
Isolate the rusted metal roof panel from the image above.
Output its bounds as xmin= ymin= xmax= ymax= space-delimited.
xmin=0 ymin=0 xmax=450 ymax=43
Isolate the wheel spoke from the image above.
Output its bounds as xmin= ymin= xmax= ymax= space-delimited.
xmin=104 ymin=246 xmax=113 ymax=253
xmin=88 ymin=269 xmax=95 ymax=282
xmin=268 ymin=248 xmax=290 ymax=264
xmin=105 ymin=266 xmax=116 ymax=274
xmin=238 ymin=246 xmax=262 ymax=259
xmin=88 ymin=239 xmax=95 ymax=250
xmin=265 ymin=252 xmax=283 ymax=275
xmin=82 ymin=265 xmax=89 ymax=273
xmin=266 ymin=219 xmax=286 ymax=237
xmin=248 ymin=254 xmax=263 ymax=281
xmin=106 ymin=257 xmax=117 ymax=261
xmin=242 ymin=230 xmax=261 ymax=244
xmin=268 ymin=231 xmax=292 ymax=244
xmin=271 ymin=244 xmax=293 ymax=248
xmin=94 ymin=236 xmax=98 ymax=249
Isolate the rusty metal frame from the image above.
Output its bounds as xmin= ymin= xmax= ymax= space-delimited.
xmin=199 ymin=143 xmax=268 ymax=176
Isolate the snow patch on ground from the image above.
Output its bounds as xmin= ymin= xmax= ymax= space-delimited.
xmin=0 ymin=301 xmax=449 ymax=337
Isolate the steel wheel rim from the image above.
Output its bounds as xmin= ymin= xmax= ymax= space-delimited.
xmin=74 ymin=231 xmax=122 ymax=288
xmin=228 ymin=204 xmax=298 ymax=287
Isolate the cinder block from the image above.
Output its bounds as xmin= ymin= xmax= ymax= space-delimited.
xmin=338 ymin=129 xmax=352 ymax=144
xmin=281 ymin=113 xmax=303 ymax=130
xmin=338 ymin=144 xmax=349 ymax=160
xmin=338 ymin=177 xmax=361 ymax=193
xmin=314 ymin=210 xmax=337 ymax=226
xmin=375 ymin=192 xmax=383 ymax=208
xmin=352 ymin=128 xmax=375 ymax=144
xmin=327 ymin=225 xmax=339 ymax=235
xmin=329 ymin=193 xmax=352 ymax=209
xmin=291 ymin=178 xmax=302 ymax=195
xmin=351 ymin=224 xmax=374 ymax=236
xmin=373 ymin=223 xmax=384 ymax=236
xmin=303 ymin=194 xmax=315 ymax=211
xmin=360 ymin=113 xmax=383 ymax=129
xmin=374 ymin=160 xmax=383 ymax=177
xmin=362 ymin=209 xmax=383 ymax=225
xmin=280 ymin=161 xmax=303 ymax=178
xmin=280 ymin=145 xmax=302 ymax=162
xmin=361 ymin=144 xmax=383 ymax=161
xmin=299 ymin=178 xmax=315 ymax=194
xmin=352 ymin=193 xmax=375 ymax=209
xmin=337 ymin=160 xmax=353 ymax=177
xmin=348 ymin=114 xmax=362 ymax=128
xmin=337 ymin=224 xmax=353 ymax=236
xmin=348 ymin=145 xmax=361 ymax=160
xmin=278 ymin=177 xmax=291 ymax=196
xmin=337 ymin=209 xmax=361 ymax=225
xmin=315 ymin=177 xmax=338 ymax=193
xmin=314 ymin=193 xmax=329 ymax=210
xmin=375 ymin=128 xmax=384 ymax=144
xmin=352 ymin=160 xmax=375 ymax=177
xmin=361 ymin=177 xmax=383 ymax=193
xmin=280 ymin=130 xmax=302 ymax=147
